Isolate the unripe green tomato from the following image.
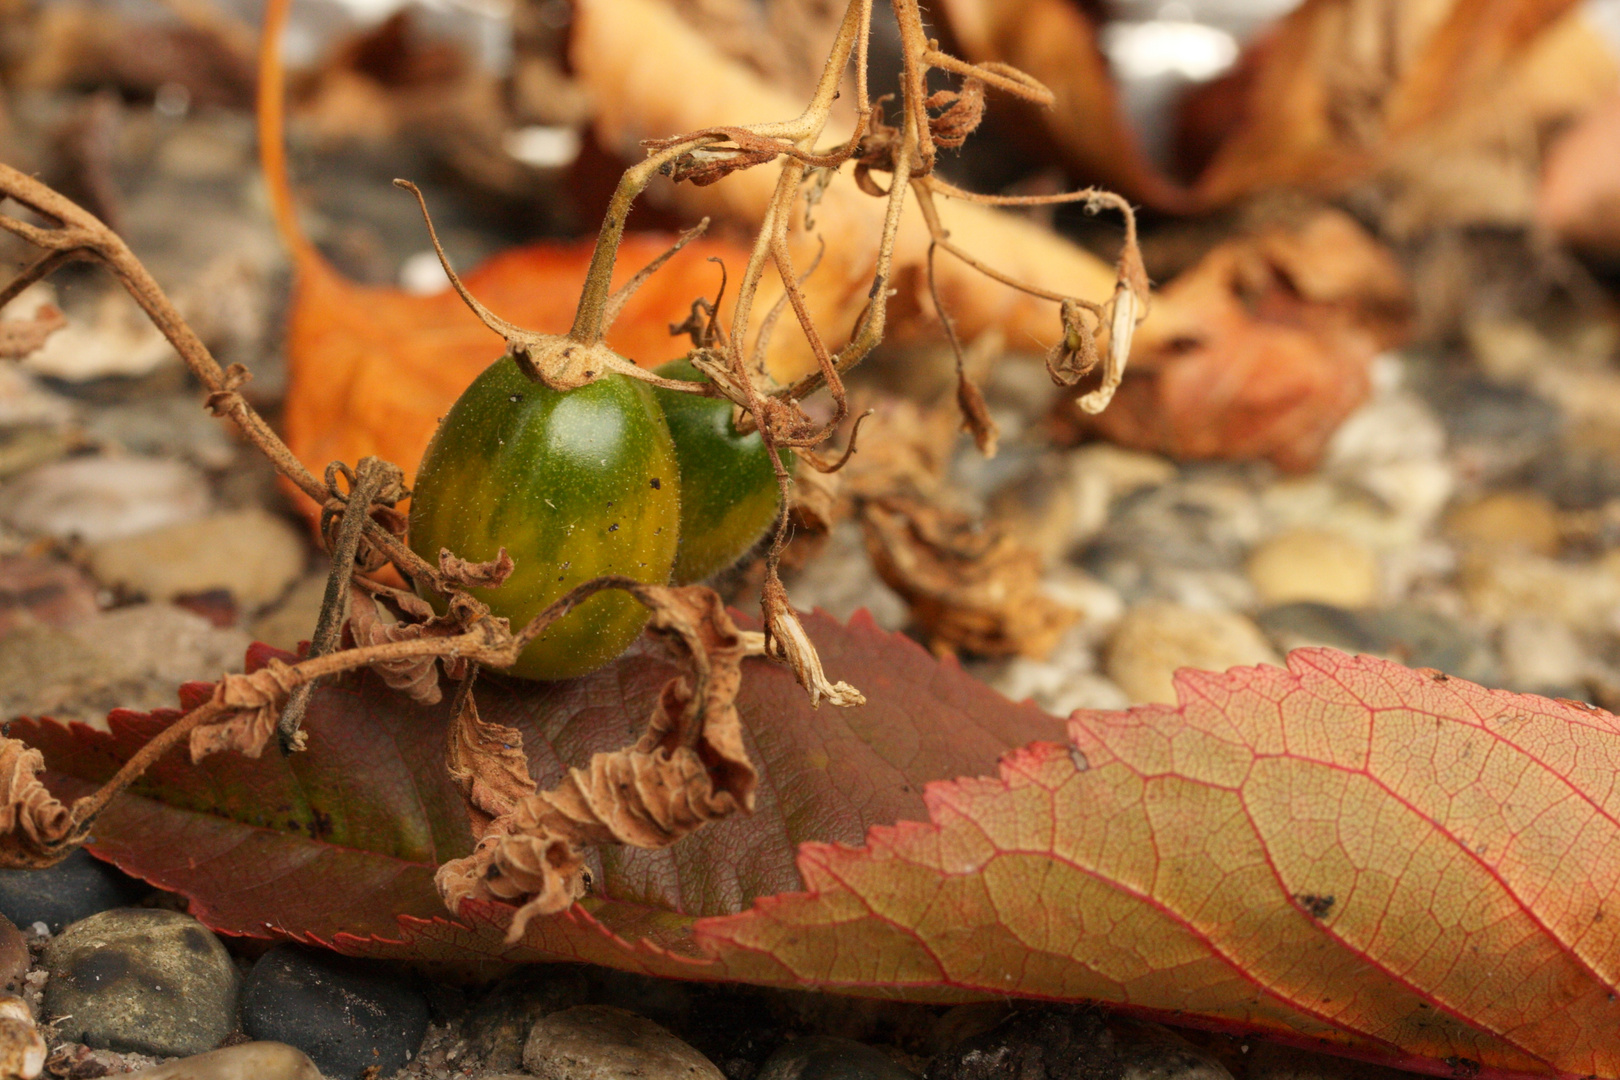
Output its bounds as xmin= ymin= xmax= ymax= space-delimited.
xmin=408 ymin=356 xmax=681 ymax=680
xmin=652 ymin=358 xmax=792 ymax=584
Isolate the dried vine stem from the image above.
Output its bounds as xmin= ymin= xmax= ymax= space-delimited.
xmin=0 ymin=165 xmax=449 ymax=595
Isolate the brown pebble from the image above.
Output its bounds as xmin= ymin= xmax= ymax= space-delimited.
xmin=0 ymin=916 xmax=27 ymax=997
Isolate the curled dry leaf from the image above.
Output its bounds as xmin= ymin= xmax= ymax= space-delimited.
xmin=439 ymin=547 xmax=515 ymax=589
xmin=1537 ymin=91 xmax=1620 ymax=257
xmin=0 ymin=741 xmax=70 ymax=869
xmin=860 ymin=494 xmax=1076 ymax=659
xmin=189 ymin=659 xmax=302 ymax=761
xmin=346 ymin=584 xmax=470 ymax=706
xmin=436 ymin=585 xmax=760 ymax=937
xmin=444 ymin=684 xmax=535 ymax=835
xmin=1061 ymin=209 xmax=1410 ymax=472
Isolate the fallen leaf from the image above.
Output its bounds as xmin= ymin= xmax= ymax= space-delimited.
xmin=1537 ymin=91 xmax=1620 ymax=258
xmin=935 ymin=0 xmax=1616 ymax=218
xmin=1058 ymin=209 xmax=1410 ymax=472
xmin=19 ymin=620 xmax=1620 ymax=1077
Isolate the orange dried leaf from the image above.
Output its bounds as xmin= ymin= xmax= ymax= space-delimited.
xmin=1063 ymin=209 xmax=1410 ymax=471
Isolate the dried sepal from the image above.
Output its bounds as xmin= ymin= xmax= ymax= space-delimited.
xmin=190 ymin=659 xmax=302 ymax=761
xmin=435 ymin=585 xmax=763 ymax=938
xmin=1046 ymin=298 xmax=1101 ymax=386
xmin=1075 ymin=193 xmax=1150 ymax=415
xmin=0 ymin=740 xmax=71 ymax=868
xmin=761 ymin=575 xmax=865 ymax=709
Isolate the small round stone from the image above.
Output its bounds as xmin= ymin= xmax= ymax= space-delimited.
xmin=757 ymin=1036 xmax=919 ymax=1080
xmin=43 ymin=908 xmax=239 ymax=1057
xmin=1104 ymin=603 xmax=1279 ymax=705
xmin=240 ymin=945 xmax=429 ymax=1080
xmin=114 ymin=1042 xmax=323 ymax=1080
xmin=523 ymin=1004 xmax=724 ymax=1080
xmin=1246 ymin=528 xmax=1379 ymax=608
xmin=0 ymin=849 xmax=146 ymax=933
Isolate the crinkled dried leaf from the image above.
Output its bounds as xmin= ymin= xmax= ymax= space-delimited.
xmin=189 ymin=659 xmax=301 ymax=761
xmin=0 ymin=740 xmax=70 ymax=868
xmin=345 ymin=584 xmax=459 ymax=705
xmin=859 ymin=494 xmax=1075 ymax=659
xmin=444 ymin=686 xmax=536 ymax=835
xmin=438 ymin=587 xmax=760 ymax=935
xmin=1060 ymin=209 xmax=1409 ymax=472
xmin=439 ymin=547 xmax=515 ymax=589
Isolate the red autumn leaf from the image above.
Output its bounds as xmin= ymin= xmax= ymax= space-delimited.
xmin=18 ymin=613 xmax=1620 ymax=1078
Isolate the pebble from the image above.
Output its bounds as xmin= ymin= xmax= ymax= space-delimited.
xmin=1418 ymin=368 xmax=1561 ymax=485
xmin=1458 ymin=549 xmax=1620 ymax=630
xmin=82 ymin=396 xmax=237 ymax=471
xmin=926 ymin=1008 xmax=1116 ymax=1080
xmin=1121 ymin=1036 xmax=1231 ymax=1075
xmin=1498 ymin=614 xmax=1588 ymax=693
xmin=122 ymin=1042 xmax=323 ymax=1080
xmin=240 ymin=944 xmax=430 ymax=1080
xmin=523 ymin=1004 xmax=724 ymax=1080
xmin=1246 ymin=529 xmax=1380 ymax=608
xmin=1444 ymin=491 xmax=1563 ymax=555
xmin=756 ymin=1036 xmax=919 ymax=1080
xmin=0 ymin=456 xmax=210 ymax=544
xmin=43 ymin=908 xmax=239 ymax=1057
xmin=85 ymin=508 xmax=308 ymax=611
xmin=0 ymin=994 xmax=44 ymax=1080
xmin=0 ymin=604 xmax=251 ymax=727
xmin=1255 ymin=602 xmax=1497 ymax=685
xmin=1104 ymin=603 xmax=1280 ymax=705
xmin=0 ymin=556 xmax=99 ymax=638
xmin=0 ymin=849 xmax=146 ymax=933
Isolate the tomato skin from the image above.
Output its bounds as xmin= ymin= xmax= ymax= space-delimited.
xmin=652 ymin=358 xmax=790 ymax=584
xmin=408 ymin=356 xmax=680 ymax=680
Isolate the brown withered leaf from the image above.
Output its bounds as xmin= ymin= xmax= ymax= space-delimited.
xmin=189 ymin=659 xmax=302 ymax=762
xmin=0 ymin=740 xmax=71 ymax=869
xmin=439 ymin=547 xmax=515 ymax=589
xmin=345 ymin=584 xmax=468 ymax=705
xmin=444 ymin=685 xmax=536 ymax=836
xmin=860 ymin=494 xmax=1076 ymax=659
xmin=1061 ymin=209 xmax=1410 ymax=472
xmin=436 ymin=585 xmax=758 ymax=938
xmin=0 ymin=306 xmax=65 ymax=361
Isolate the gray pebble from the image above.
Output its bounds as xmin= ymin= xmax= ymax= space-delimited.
xmin=926 ymin=1008 xmax=1119 ymax=1080
xmin=1255 ymin=601 xmax=1497 ymax=684
xmin=0 ymin=849 xmax=146 ymax=933
xmin=524 ymin=1004 xmax=724 ymax=1080
xmin=43 ymin=908 xmax=239 ymax=1057
xmin=240 ymin=944 xmax=429 ymax=1080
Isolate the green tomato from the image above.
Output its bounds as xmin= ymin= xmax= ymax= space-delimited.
xmin=652 ymin=357 xmax=791 ymax=584
xmin=408 ymin=356 xmax=680 ymax=680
